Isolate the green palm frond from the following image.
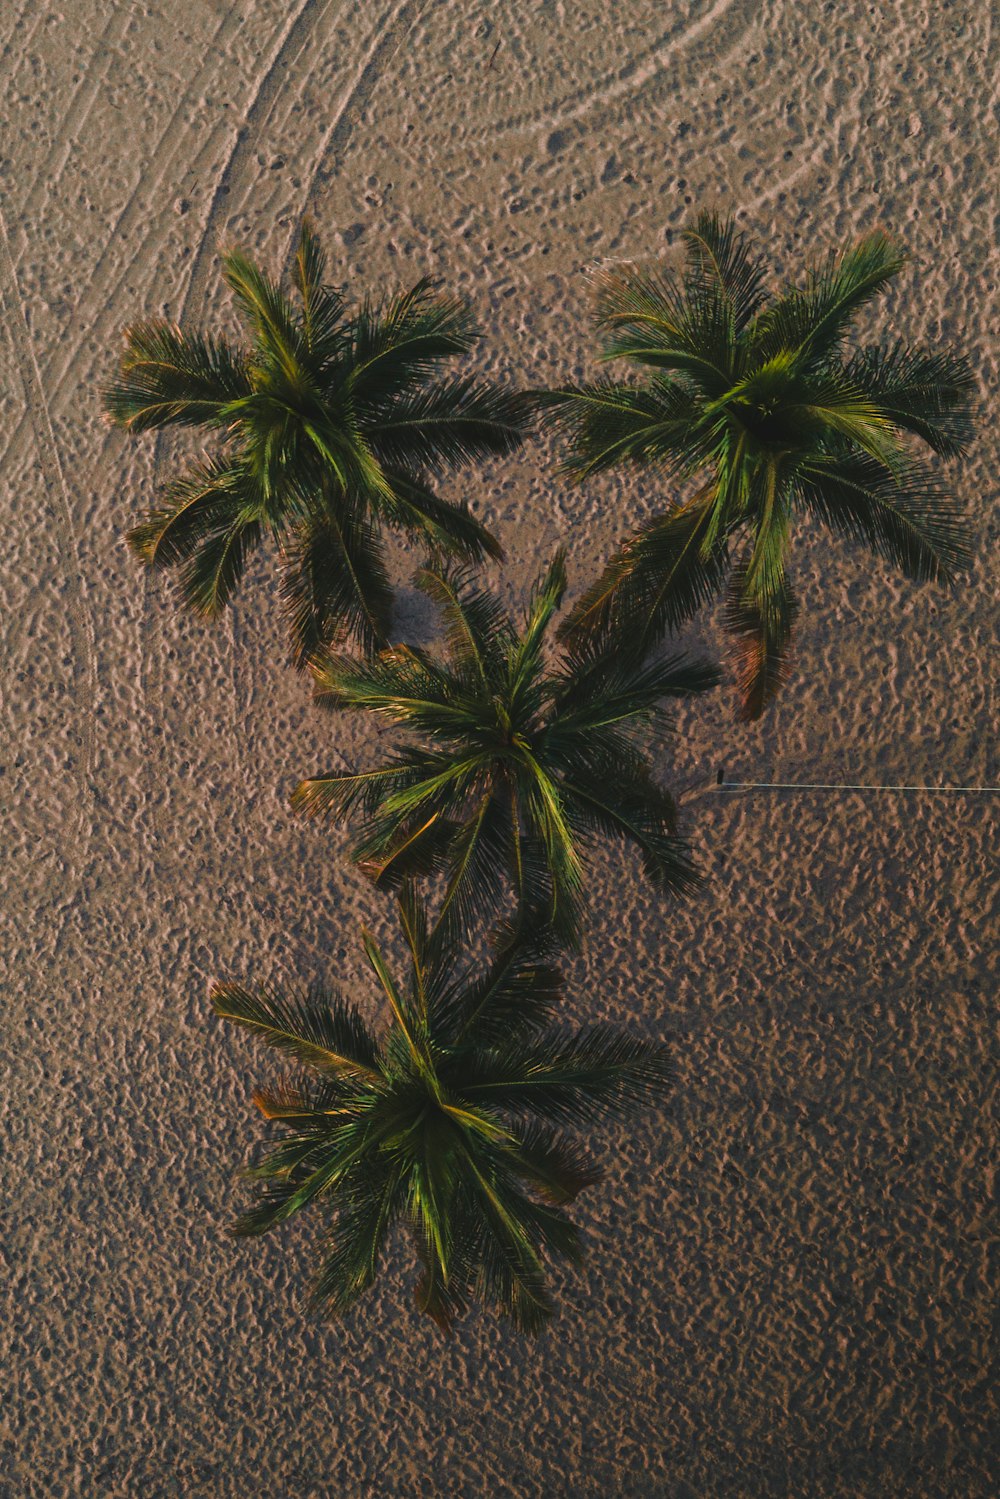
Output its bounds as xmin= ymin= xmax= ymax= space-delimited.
xmin=560 ymin=487 xmax=730 ymax=648
xmin=520 ymin=755 xmax=584 ymax=927
xmin=724 ymin=562 xmax=799 ymax=722
xmin=844 ymin=341 xmax=977 ymax=457
xmin=308 ymin=646 xmax=438 ymax=717
xmin=550 ymin=641 xmax=721 ymax=736
xmin=309 ymin=1161 xmax=406 ymax=1315
xmin=460 ymin=1163 xmax=570 ymax=1334
xmin=215 ymin=898 xmax=673 ymax=1332
xmin=126 ymin=456 xmax=259 ymax=570
xmin=278 ymin=505 xmax=393 ymax=663
xmin=533 ymin=378 xmax=694 ymax=480
xmin=394 ymin=879 xmax=449 ymax=1002
xmin=175 ymin=512 xmax=262 ymax=617
xmin=592 ymin=262 xmax=732 ymax=392
xmin=103 ymin=320 xmax=251 ymax=431
xmin=290 ymin=760 xmax=418 ymax=823
xmin=381 ymin=472 xmax=503 ymax=562
xmin=312 ymin=643 xmax=483 ymax=734
xmin=349 ymin=278 xmax=479 ymax=399
xmin=222 ymin=247 xmax=308 ymax=384
xmin=752 ymin=230 xmax=906 ymax=364
xmin=332 ymin=762 xmax=495 ymax=896
xmin=366 ymin=376 xmax=527 ymax=473
xmin=413 ymin=1229 xmax=471 ymax=1330
xmin=483 ymin=1196 xmax=545 ymax=1315
xmin=234 ymin=1126 xmax=377 ymax=1235
xmin=741 ymin=457 xmax=791 ymax=601
xmin=783 ymin=383 xmax=902 ymax=472
xmin=504 ymin=550 xmax=568 ymax=718
xmin=108 ymin=223 xmax=527 ymax=658
xmin=681 ymin=211 xmax=770 ymax=339
xmin=376 ymin=751 xmax=497 ymax=822
xmin=541 ymin=214 xmax=974 ymax=715
xmin=232 ymin=1175 xmax=324 ymax=1238
xmin=434 ymin=917 xmax=564 ymax=1046
xmin=361 ymin=811 xmax=459 ymax=892
xmin=210 ymin=981 xmax=382 ymax=1078
xmin=289 ymin=749 xmax=461 ymax=833
xmin=251 ymin=1074 xmax=355 ymax=1122
xmin=431 ymin=796 xmax=515 ymax=937
xmin=463 ymin=1024 xmax=674 ymax=1127
xmin=361 ymin=929 xmax=428 ymax=1068
xmin=293 ymin=218 xmax=347 ymax=371
xmin=295 ymin=555 xmax=715 ymax=941
xmin=415 ymin=564 xmax=515 ymax=682
xmin=562 ymin=763 xmax=699 ymax=897
xmin=796 ymin=452 xmax=970 ymax=582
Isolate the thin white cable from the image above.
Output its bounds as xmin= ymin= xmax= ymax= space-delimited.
xmin=715 ymin=779 xmax=998 ymax=794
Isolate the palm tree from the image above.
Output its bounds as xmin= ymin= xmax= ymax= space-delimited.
xmin=538 ymin=213 xmax=976 ymax=719
xmin=211 ymin=889 xmax=673 ymax=1332
xmin=104 ymin=221 xmax=526 ymax=664
xmin=291 ymin=553 xmax=719 ymax=942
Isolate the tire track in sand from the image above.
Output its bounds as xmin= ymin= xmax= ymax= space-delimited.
xmin=138 ymin=1 xmax=426 ymax=971
xmin=225 ymin=0 xmax=429 ymax=962
xmin=0 ymin=3 xmax=245 ymax=478
xmin=139 ymin=0 xmax=321 ymax=863
xmin=483 ymin=0 xmax=750 ymax=142
xmin=0 ymin=2 xmax=252 ymax=919
xmin=0 ymin=0 xmax=49 ymax=71
xmin=6 ymin=5 xmax=132 ymax=239
xmin=226 ymin=0 xmax=429 ymax=863
xmin=0 ymin=200 xmax=98 ymax=919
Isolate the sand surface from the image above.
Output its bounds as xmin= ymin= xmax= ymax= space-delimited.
xmin=1 ymin=1 xmax=997 ymax=1495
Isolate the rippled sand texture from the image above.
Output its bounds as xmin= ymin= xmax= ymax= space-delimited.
xmin=1 ymin=1 xmax=996 ymax=1494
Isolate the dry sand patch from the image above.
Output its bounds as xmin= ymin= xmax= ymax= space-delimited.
xmin=1 ymin=1 xmax=996 ymax=1494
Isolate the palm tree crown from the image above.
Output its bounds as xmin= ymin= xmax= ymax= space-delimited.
xmin=292 ymin=553 xmax=719 ymax=942
xmin=104 ymin=221 xmax=526 ymax=663
xmin=212 ymin=890 xmax=672 ymax=1332
xmin=540 ymin=213 xmax=976 ymax=719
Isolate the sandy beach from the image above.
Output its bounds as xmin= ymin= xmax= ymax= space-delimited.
xmin=1 ymin=1 xmax=996 ymax=1494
